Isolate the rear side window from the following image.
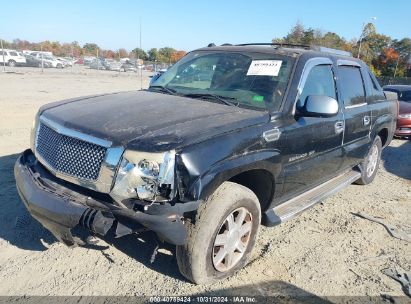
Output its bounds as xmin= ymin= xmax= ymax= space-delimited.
xmin=365 ymin=71 xmax=385 ymax=101
xmin=298 ymin=64 xmax=336 ymax=108
xmin=9 ymin=52 xmax=17 ymax=56
xmin=338 ymin=66 xmax=366 ymax=107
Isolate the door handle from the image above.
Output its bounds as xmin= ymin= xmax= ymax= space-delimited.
xmin=363 ymin=116 xmax=371 ymax=126
xmin=335 ymin=121 xmax=344 ymax=134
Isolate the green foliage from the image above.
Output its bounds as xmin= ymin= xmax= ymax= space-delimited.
xmin=83 ymin=43 xmax=100 ymax=55
xmin=273 ymin=22 xmax=410 ymax=77
xmin=158 ymin=47 xmax=176 ymax=63
xmin=147 ymin=48 xmax=158 ymax=61
xmin=131 ymin=48 xmax=148 ymax=60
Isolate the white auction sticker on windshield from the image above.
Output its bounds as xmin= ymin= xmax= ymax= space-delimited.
xmin=247 ymin=60 xmax=282 ymax=76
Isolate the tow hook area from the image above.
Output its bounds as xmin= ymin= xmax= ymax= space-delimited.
xmin=14 ymin=149 xmax=197 ymax=247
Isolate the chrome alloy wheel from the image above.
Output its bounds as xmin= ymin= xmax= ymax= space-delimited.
xmin=366 ymin=144 xmax=379 ymax=178
xmin=212 ymin=207 xmax=253 ymax=272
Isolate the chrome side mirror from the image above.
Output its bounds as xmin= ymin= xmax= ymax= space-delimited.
xmin=298 ymin=95 xmax=339 ymax=117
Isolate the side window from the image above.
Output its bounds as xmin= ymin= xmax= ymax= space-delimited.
xmin=298 ymin=64 xmax=336 ymax=108
xmin=363 ymin=69 xmax=385 ymax=101
xmin=338 ymin=66 xmax=366 ymax=107
xmin=9 ymin=52 xmax=17 ymax=56
xmin=0 ymin=51 xmax=3 ymax=55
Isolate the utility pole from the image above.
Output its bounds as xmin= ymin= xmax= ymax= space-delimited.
xmin=139 ymin=17 xmax=143 ymax=90
xmin=1 ymin=40 xmax=5 ymax=72
xmin=40 ymin=44 xmax=44 ymax=73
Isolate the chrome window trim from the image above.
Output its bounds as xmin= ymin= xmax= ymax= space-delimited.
xmin=337 ymin=59 xmax=361 ymax=67
xmin=34 ymin=115 xmax=124 ymax=193
xmin=293 ymin=57 xmax=334 ymax=115
xmin=344 ymin=102 xmax=367 ymax=109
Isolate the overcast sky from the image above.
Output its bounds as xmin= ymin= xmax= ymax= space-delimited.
xmin=1 ymin=0 xmax=410 ymax=51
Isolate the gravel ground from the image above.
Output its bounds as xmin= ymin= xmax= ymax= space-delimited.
xmin=0 ymin=66 xmax=410 ymax=300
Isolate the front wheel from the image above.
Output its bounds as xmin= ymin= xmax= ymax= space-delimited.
xmin=355 ymin=136 xmax=382 ymax=185
xmin=8 ymin=60 xmax=16 ymax=67
xmin=176 ymin=181 xmax=261 ymax=284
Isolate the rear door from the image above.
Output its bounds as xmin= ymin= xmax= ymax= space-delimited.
xmin=337 ymin=60 xmax=371 ymax=168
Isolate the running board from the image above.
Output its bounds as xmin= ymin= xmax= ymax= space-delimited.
xmin=264 ymin=170 xmax=361 ymax=226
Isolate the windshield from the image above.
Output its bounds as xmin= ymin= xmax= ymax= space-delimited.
xmin=150 ymin=50 xmax=295 ymax=111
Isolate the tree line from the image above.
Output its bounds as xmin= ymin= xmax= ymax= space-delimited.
xmin=273 ymin=22 xmax=411 ymax=77
xmin=0 ymin=39 xmax=187 ymax=64
xmin=2 ymin=22 xmax=410 ymax=76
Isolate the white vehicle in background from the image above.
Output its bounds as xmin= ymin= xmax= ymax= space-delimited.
xmin=57 ymin=57 xmax=71 ymax=67
xmin=63 ymin=57 xmax=75 ymax=66
xmin=31 ymin=53 xmax=64 ymax=68
xmin=0 ymin=49 xmax=27 ymax=67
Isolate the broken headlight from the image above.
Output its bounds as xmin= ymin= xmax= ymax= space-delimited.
xmin=30 ymin=111 xmax=40 ymax=152
xmin=110 ymin=150 xmax=176 ymax=204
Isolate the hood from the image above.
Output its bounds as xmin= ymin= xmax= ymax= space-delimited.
xmin=399 ymin=101 xmax=411 ymax=114
xmin=40 ymin=91 xmax=269 ymax=151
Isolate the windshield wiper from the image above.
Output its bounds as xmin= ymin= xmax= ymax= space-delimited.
xmin=183 ymin=93 xmax=239 ymax=107
xmin=149 ymin=85 xmax=178 ymax=95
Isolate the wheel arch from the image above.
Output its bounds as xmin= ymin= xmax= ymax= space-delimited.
xmin=180 ymin=151 xmax=281 ymax=212
xmin=371 ymin=113 xmax=395 ymax=148
xmin=228 ymin=169 xmax=275 ymax=212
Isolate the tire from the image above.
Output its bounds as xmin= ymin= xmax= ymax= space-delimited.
xmin=355 ymin=136 xmax=382 ymax=185
xmin=8 ymin=60 xmax=16 ymax=67
xmin=176 ymin=181 xmax=261 ymax=284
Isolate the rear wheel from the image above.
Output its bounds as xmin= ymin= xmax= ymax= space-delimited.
xmin=355 ymin=136 xmax=382 ymax=185
xmin=176 ymin=181 xmax=261 ymax=284
xmin=8 ymin=60 xmax=16 ymax=67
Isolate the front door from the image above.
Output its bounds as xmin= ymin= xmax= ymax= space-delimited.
xmin=282 ymin=59 xmax=344 ymax=196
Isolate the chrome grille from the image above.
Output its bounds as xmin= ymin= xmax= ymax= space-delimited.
xmin=36 ymin=122 xmax=107 ymax=181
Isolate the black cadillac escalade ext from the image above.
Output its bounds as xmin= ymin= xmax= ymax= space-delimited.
xmin=15 ymin=43 xmax=397 ymax=284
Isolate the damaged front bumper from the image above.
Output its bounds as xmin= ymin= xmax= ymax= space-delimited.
xmin=14 ymin=150 xmax=197 ymax=246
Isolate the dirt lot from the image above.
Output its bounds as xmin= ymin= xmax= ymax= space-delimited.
xmin=0 ymin=66 xmax=410 ymax=300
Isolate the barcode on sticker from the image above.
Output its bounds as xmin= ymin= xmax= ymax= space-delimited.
xmin=247 ymin=60 xmax=282 ymax=76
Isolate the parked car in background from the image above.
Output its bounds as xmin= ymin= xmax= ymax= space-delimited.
xmin=44 ymin=56 xmax=64 ymax=68
xmin=24 ymin=54 xmax=52 ymax=68
xmin=384 ymin=85 xmax=411 ymax=138
xmin=104 ymin=59 xmax=122 ymax=71
xmin=121 ymin=61 xmax=137 ymax=72
xmin=57 ymin=57 xmax=73 ymax=67
xmin=149 ymin=68 xmax=167 ymax=85
xmin=74 ymin=58 xmax=84 ymax=65
xmin=0 ymin=49 xmax=27 ymax=67
xmin=83 ymin=56 xmax=96 ymax=65
xmin=31 ymin=53 xmax=64 ymax=68
xmin=89 ymin=58 xmax=106 ymax=70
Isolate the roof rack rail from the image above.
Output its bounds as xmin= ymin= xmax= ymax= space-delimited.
xmin=311 ymin=46 xmax=352 ymax=57
xmin=233 ymin=43 xmax=352 ymax=57
xmin=236 ymin=43 xmax=311 ymax=50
